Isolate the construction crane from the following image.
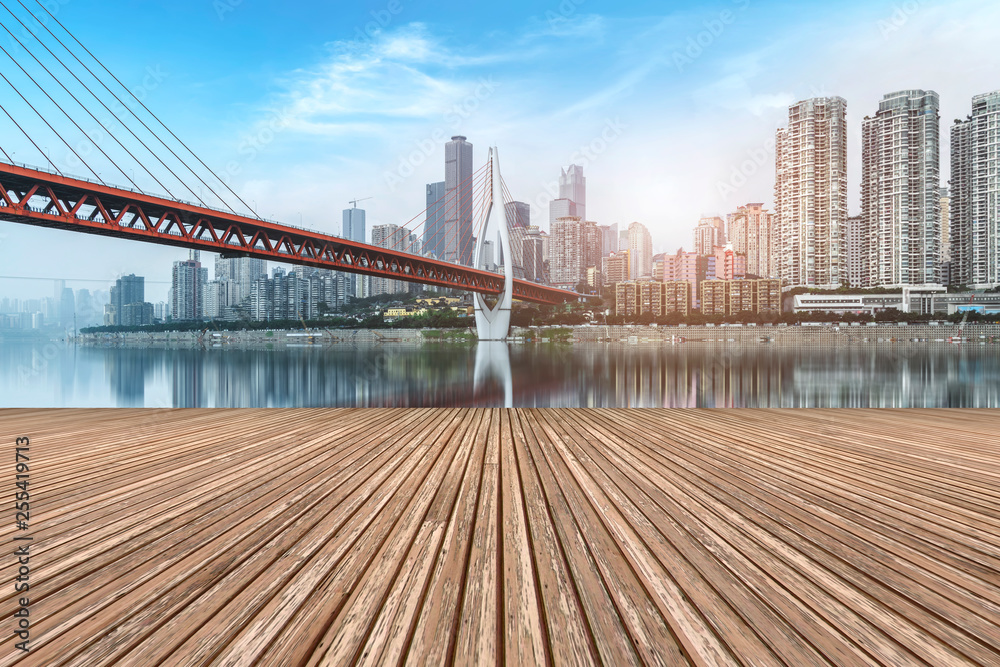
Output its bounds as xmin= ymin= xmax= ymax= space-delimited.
xmin=348 ymin=197 xmax=372 ymax=208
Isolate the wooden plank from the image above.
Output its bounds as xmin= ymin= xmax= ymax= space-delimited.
xmin=0 ymin=408 xmax=997 ymax=667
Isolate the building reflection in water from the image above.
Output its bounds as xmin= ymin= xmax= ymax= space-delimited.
xmin=29 ymin=342 xmax=1000 ymax=408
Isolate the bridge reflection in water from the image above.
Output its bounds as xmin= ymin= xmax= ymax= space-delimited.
xmin=3 ymin=341 xmax=1000 ymax=408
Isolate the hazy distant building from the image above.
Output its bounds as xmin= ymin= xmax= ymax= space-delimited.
xmin=548 ymin=198 xmax=578 ymax=228
xmin=950 ymin=90 xmax=1000 ymax=287
xmin=107 ymin=274 xmax=152 ymax=326
xmin=627 ymin=221 xmax=652 ymax=279
xmin=598 ymin=223 xmax=618 ymax=258
xmin=559 ymin=164 xmax=586 ymax=222
xmin=505 ymin=201 xmax=530 ymax=229
xmin=775 ymin=96 xmax=848 ymax=287
xmin=522 ymin=231 xmax=545 ymax=282
xmin=861 ymin=90 xmax=941 ymax=286
xmin=214 ymin=255 xmax=266 ymax=317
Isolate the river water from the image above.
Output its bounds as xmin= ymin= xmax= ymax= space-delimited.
xmin=1 ymin=339 xmax=998 ymax=408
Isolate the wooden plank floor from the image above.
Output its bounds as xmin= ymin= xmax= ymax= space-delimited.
xmin=0 ymin=408 xmax=998 ymax=666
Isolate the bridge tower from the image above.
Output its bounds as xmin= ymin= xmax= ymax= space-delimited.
xmin=473 ymin=147 xmax=514 ymax=340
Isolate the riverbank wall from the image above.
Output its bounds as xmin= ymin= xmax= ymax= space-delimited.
xmin=73 ymin=322 xmax=1000 ymax=348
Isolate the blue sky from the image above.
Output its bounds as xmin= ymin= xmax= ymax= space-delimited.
xmin=2 ymin=0 xmax=999 ymax=301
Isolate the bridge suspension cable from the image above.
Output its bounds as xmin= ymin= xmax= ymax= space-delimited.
xmin=29 ymin=0 xmax=259 ymax=218
xmin=0 ymin=8 xmax=159 ymax=194
xmin=0 ymin=67 xmax=99 ymax=180
xmin=0 ymin=0 xmax=216 ymax=204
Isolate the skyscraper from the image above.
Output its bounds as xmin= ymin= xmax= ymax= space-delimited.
xmin=860 ymin=90 xmax=941 ymax=286
xmin=775 ymin=96 xmax=848 ymax=287
xmin=727 ymin=204 xmax=775 ymax=278
xmin=559 ymin=164 xmax=586 ymax=222
xmin=342 ymin=204 xmax=367 ymax=299
xmin=170 ymin=250 xmax=207 ymax=321
xmin=950 ymin=90 xmax=1000 ymax=287
xmin=423 ymin=181 xmax=447 ymax=259
xmin=627 ymin=221 xmax=652 ymax=280
xmin=444 ymin=135 xmax=474 ymax=265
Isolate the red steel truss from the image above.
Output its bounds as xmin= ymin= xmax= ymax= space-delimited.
xmin=0 ymin=162 xmax=577 ymax=306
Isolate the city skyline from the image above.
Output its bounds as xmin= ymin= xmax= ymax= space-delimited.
xmin=1 ymin=0 xmax=1000 ymax=302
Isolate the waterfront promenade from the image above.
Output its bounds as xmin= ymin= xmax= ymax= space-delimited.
xmin=0 ymin=408 xmax=998 ymax=665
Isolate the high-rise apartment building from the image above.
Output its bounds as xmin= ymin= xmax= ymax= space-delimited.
xmin=860 ymin=90 xmax=941 ymax=286
xmin=727 ymin=204 xmax=775 ymax=277
xmin=693 ymin=216 xmax=725 ymax=256
xmin=170 ymin=251 xmax=207 ymax=321
xmin=950 ymin=91 xmax=1000 ymax=287
xmin=549 ymin=217 xmax=600 ymax=288
xmin=940 ymin=187 xmax=950 ymax=265
xmin=444 ymin=135 xmax=474 ymax=265
xmin=775 ymin=96 xmax=848 ymax=287
xmin=371 ymin=224 xmax=418 ymax=295
xmin=627 ymin=221 xmax=652 ymax=279
xmin=843 ymin=215 xmax=867 ymax=288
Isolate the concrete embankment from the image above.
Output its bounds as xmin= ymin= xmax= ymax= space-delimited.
xmin=561 ymin=323 xmax=1000 ymax=345
xmin=76 ymin=323 xmax=1000 ymax=348
xmin=78 ymin=328 xmax=428 ymax=348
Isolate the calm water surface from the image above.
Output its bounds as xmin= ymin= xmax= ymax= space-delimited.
xmin=1 ymin=339 xmax=998 ymax=408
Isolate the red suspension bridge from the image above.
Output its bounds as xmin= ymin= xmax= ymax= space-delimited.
xmin=0 ymin=1 xmax=579 ymax=308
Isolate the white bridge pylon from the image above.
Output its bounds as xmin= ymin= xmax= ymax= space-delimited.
xmin=473 ymin=147 xmax=514 ymax=340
